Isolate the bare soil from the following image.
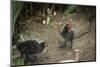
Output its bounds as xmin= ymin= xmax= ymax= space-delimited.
xmin=12 ymin=12 xmax=96 ymax=65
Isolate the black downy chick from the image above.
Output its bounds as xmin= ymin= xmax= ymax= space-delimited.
xmin=17 ymin=40 xmax=46 ymax=65
xmin=60 ymin=20 xmax=74 ymax=48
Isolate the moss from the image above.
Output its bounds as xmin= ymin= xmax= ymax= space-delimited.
xmin=15 ymin=58 xmax=24 ymax=65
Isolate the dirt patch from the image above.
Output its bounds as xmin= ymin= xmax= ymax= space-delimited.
xmin=12 ymin=11 xmax=96 ymax=65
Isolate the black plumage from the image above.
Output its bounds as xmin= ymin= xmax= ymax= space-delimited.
xmin=17 ymin=40 xmax=45 ymax=64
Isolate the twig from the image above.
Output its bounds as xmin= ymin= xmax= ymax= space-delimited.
xmin=74 ymin=31 xmax=90 ymax=39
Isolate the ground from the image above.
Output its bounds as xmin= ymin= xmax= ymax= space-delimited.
xmin=12 ymin=11 xmax=96 ymax=65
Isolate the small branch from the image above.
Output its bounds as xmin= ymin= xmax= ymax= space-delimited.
xmin=74 ymin=31 xmax=90 ymax=39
